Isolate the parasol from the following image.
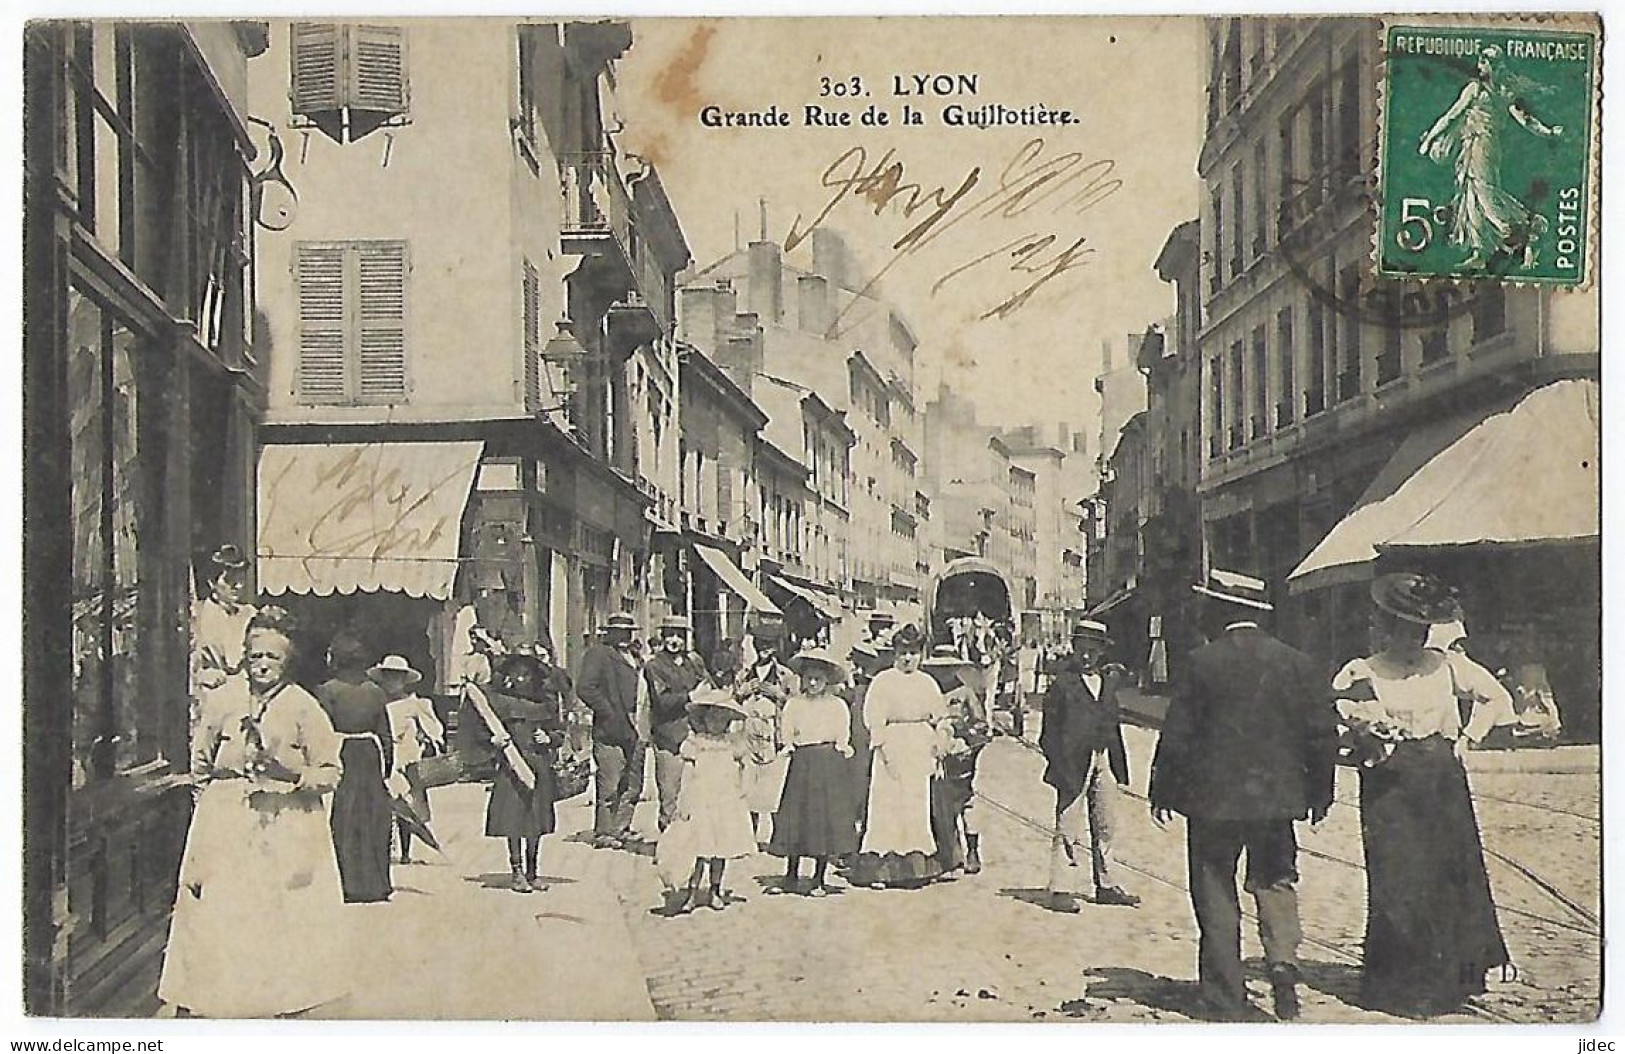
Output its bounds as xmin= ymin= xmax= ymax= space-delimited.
xmin=390 ymin=794 xmax=444 ymax=854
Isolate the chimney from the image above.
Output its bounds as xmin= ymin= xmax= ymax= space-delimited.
xmin=746 ymin=241 xmax=783 ymax=323
xmin=719 ymin=323 xmax=763 ymax=396
xmin=677 ymin=285 xmax=720 ymax=353
xmin=797 ymin=274 xmax=830 ymax=334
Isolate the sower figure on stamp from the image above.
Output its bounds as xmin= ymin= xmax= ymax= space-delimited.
xmin=577 ymin=613 xmax=646 ymax=849
xmin=1150 ymin=570 xmax=1338 ymax=1022
xmin=644 ymin=615 xmax=711 ymax=832
xmin=1040 ymin=620 xmax=1138 ymax=912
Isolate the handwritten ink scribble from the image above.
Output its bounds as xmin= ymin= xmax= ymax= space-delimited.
xmin=787 ymin=137 xmax=1123 ymax=330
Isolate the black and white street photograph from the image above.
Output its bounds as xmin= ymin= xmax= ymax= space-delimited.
xmin=17 ymin=10 xmax=1605 ymax=1031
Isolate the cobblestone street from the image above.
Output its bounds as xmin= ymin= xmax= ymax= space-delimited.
xmin=600 ymin=721 xmax=1600 ymax=1024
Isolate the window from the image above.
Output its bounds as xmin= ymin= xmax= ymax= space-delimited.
xmin=1277 ymin=108 xmax=1297 ymax=237
xmin=1209 ymin=188 xmax=1225 ymax=295
xmin=1338 ymin=266 xmax=1362 ymax=401
xmin=516 ymin=26 xmax=543 ymax=163
xmin=1251 ymin=326 xmax=1268 ymax=438
xmin=1336 ymin=60 xmax=1363 ymax=180
xmin=1222 ymin=21 xmax=1242 ymax=110
xmin=1421 ymin=327 xmax=1451 ymax=365
xmin=1275 ymin=308 xmax=1296 ymax=426
xmin=1229 ymin=340 xmax=1245 ymax=449
xmin=1252 ymin=140 xmax=1268 ymax=258
xmin=1376 ymin=286 xmax=1403 ymax=384
xmin=290 ymin=23 xmax=409 ymax=143
xmin=1230 ymin=164 xmax=1245 ymax=277
xmin=295 ymin=241 xmax=408 ymax=404
xmin=1305 ymin=301 xmax=1327 ymax=416
xmin=1472 ymin=285 xmax=1507 ymax=343
xmin=522 ymin=259 xmax=542 ymax=411
xmin=1307 ymin=81 xmax=1327 ymax=207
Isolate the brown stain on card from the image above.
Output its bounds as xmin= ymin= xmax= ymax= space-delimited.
xmin=640 ymin=23 xmax=717 ymax=169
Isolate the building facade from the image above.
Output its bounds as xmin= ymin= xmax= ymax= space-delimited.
xmin=248 ymin=20 xmax=689 ymax=682
xmin=24 ymin=21 xmax=270 ymax=1014
xmin=1198 ymin=17 xmax=1599 ymax=726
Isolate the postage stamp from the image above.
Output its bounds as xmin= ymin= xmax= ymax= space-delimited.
xmin=1376 ymin=22 xmax=1598 ymax=286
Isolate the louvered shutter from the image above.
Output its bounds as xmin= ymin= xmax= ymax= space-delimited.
xmin=523 ymin=260 xmax=542 ymax=412
xmin=290 ymin=23 xmax=343 ymax=115
xmin=349 ymin=24 xmax=408 ymax=114
xmin=357 ymin=243 xmax=408 ymax=401
xmin=295 ymin=245 xmax=348 ymax=403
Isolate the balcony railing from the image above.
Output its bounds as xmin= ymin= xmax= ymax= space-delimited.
xmin=560 ymin=151 xmax=672 ymax=331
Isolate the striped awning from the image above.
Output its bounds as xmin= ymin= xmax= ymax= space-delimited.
xmin=692 ymin=543 xmax=780 ymax=614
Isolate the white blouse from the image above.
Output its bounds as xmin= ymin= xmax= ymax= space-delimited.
xmin=1333 ymin=650 xmax=1513 ymax=742
xmin=780 ymin=693 xmax=852 ymax=751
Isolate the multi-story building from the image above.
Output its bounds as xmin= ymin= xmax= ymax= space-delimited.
xmin=24 ymin=20 xmax=270 ymax=1014
xmin=999 ymin=433 xmax=1073 ymax=637
xmin=247 ymin=21 xmax=690 ymax=680
xmin=678 ymin=282 xmax=853 ymax=645
xmin=1199 ymin=17 xmax=1599 ymax=728
xmin=684 ymin=231 xmax=927 ymax=617
xmin=922 ymin=382 xmax=1002 ymax=568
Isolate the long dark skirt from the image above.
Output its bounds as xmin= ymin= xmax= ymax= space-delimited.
xmin=485 ymin=753 xmax=558 ymax=839
xmin=1359 ymin=737 xmax=1511 ymax=1012
xmin=331 ymin=738 xmax=394 ymax=903
xmin=769 ymin=745 xmax=859 ymax=858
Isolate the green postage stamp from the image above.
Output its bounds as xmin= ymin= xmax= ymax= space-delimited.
xmin=1377 ymin=21 xmax=1598 ymax=286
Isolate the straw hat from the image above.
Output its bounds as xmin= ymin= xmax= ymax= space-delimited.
xmin=788 ymin=647 xmax=847 ymax=684
xmin=368 ymin=654 xmax=422 ymax=685
xmin=1371 ymin=572 xmax=1462 ymax=625
xmin=686 ymin=684 xmax=749 ymax=719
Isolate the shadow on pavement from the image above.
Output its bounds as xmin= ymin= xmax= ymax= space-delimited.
xmin=997 ymin=887 xmax=1063 ymax=910
xmin=465 ymin=871 xmax=578 ymax=890
xmin=1080 ymin=967 xmax=1211 ymax=1019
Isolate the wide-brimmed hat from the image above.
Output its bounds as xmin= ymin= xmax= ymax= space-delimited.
xmin=1192 ymin=568 xmax=1274 ymax=612
xmin=657 ymin=614 xmax=691 ymax=634
xmin=602 ymin=613 xmax=638 ymax=634
xmin=209 ymin=544 xmax=250 ymax=573
xmin=368 ymin=654 xmax=422 ymax=684
xmin=1071 ymin=619 xmax=1112 ymax=648
xmin=788 ymin=647 xmax=847 ymax=684
xmin=686 ymin=685 xmax=749 ymax=719
xmin=1371 ymin=572 xmax=1462 ymax=625
xmin=890 ymin=624 xmax=927 ymax=653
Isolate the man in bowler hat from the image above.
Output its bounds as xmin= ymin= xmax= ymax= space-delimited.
xmin=577 ymin=613 xmax=645 ymax=848
xmin=643 ymin=614 xmax=712 ymax=831
xmin=1040 ymin=620 xmax=1138 ymax=912
xmin=1150 ymin=569 xmax=1338 ymax=1021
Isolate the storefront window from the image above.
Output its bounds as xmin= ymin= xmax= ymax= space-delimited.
xmin=67 ymin=288 xmax=157 ymax=785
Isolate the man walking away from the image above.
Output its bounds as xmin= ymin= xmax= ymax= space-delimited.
xmin=644 ymin=614 xmax=710 ymax=832
xmin=577 ymin=613 xmax=645 ymax=848
xmin=1149 ymin=569 xmax=1338 ymax=1021
xmin=1040 ymin=620 xmax=1138 ymax=913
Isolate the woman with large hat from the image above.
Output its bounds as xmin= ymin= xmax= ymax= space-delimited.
xmin=1333 ymin=571 xmax=1515 ymax=1014
xmin=371 ymin=655 xmax=445 ymax=864
xmin=480 ymin=651 xmax=567 ymax=893
xmin=851 ymin=624 xmax=946 ymax=889
xmin=315 ymin=630 xmax=395 ymax=903
xmin=768 ymin=648 xmax=858 ymax=895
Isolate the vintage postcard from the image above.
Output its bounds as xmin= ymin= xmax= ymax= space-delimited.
xmin=19 ymin=12 xmax=1602 ymax=1027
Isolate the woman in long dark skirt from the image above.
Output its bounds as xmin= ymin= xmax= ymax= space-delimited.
xmin=768 ymin=649 xmax=858 ymax=896
xmin=316 ymin=631 xmax=395 ymax=903
xmin=480 ymin=650 xmax=565 ymax=893
xmin=1333 ymin=572 xmax=1515 ymax=1015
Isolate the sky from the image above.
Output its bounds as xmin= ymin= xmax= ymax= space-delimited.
xmin=612 ymin=16 xmax=1206 ymax=433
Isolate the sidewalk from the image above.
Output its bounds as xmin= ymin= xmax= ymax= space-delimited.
xmin=311 ymin=783 xmax=656 ymax=1021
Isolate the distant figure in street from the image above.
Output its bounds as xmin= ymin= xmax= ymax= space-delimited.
xmin=769 ymin=648 xmax=857 ymax=896
xmin=659 ymin=688 xmax=756 ymax=913
xmin=316 ymin=630 xmax=395 ymax=904
xmin=1335 ymin=572 xmax=1514 ymax=1014
xmin=189 ymin=545 xmax=256 ymax=728
xmin=372 ymin=655 xmax=444 ymax=864
xmin=1150 ymin=569 xmax=1338 ymax=1022
xmin=1040 ymin=620 xmax=1138 ymax=913
xmin=644 ymin=615 xmax=711 ymax=832
xmin=577 ymin=613 xmax=644 ymax=849
xmin=481 ymin=652 xmax=567 ymax=894
xmin=160 ymin=608 xmax=349 ymax=1017
xmin=851 ymin=625 xmax=946 ymax=889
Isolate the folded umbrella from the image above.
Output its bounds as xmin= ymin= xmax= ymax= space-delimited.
xmin=390 ymin=795 xmax=444 ymax=854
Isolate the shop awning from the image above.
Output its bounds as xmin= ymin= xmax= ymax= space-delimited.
xmin=692 ymin=544 xmax=781 ymax=614
xmin=1290 ymin=379 xmax=1599 ymax=593
xmin=769 ymin=574 xmax=846 ymax=621
xmin=257 ymin=441 xmax=483 ymax=599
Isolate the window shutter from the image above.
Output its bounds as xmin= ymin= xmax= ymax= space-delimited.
xmin=295 ymin=244 xmax=348 ymax=403
xmin=349 ymin=24 xmax=408 ymax=114
xmin=290 ymin=23 xmax=344 ymax=115
xmin=523 ymin=260 xmax=542 ymax=411
xmin=357 ymin=243 xmax=408 ymax=401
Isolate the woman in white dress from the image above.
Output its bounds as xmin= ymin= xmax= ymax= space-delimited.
xmin=159 ymin=608 xmax=350 ymax=1018
xmin=851 ymin=625 xmax=947 ymax=889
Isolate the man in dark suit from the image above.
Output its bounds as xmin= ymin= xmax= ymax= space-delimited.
xmin=1040 ymin=620 xmax=1139 ymax=912
xmin=577 ymin=612 xmax=644 ymax=849
xmin=1150 ymin=569 xmax=1338 ymax=1021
